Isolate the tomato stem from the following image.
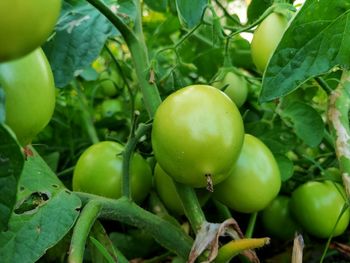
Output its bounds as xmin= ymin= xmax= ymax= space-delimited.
xmin=327 ymin=70 xmax=350 ymax=196
xmin=75 ymin=193 xmax=193 ymax=259
xmin=173 ymin=182 xmax=206 ymax=233
xmin=73 ymin=81 xmax=100 ymax=144
xmin=86 ymin=0 xmax=161 ymax=117
xmin=245 ymin=212 xmax=258 ymax=238
xmin=68 ymin=200 xmax=101 ymax=263
xmin=122 ymin=122 xmax=151 ymax=200
xmin=90 ymin=221 xmax=128 ymax=263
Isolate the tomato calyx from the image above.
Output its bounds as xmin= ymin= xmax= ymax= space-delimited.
xmin=205 ymin=174 xmax=214 ymax=192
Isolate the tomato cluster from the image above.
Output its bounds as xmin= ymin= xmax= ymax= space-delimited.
xmin=0 ymin=1 xmax=61 ymax=145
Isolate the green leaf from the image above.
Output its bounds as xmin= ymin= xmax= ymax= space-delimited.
xmin=261 ymin=0 xmax=350 ymax=102
xmin=144 ymin=0 xmax=168 ymax=12
xmin=282 ymin=101 xmax=324 ymax=147
xmin=274 ymin=154 xmax=294 ymax=182
xmin=0 ymin=147 xmax=81 ymax=263
xmin=43 ymin=1 xmax=117 ymax=87
xmin=0 ymin=125 xmax=24 ymax=231
xmin=175 ymin=0 xmax=207 ymax=28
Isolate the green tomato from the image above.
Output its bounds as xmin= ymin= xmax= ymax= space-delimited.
xmin=99 ymin=71 xmax=120 ymax=97
xmin=213 ymin=71 xmax=248 ymax=107
xmin=290 ymin=180 xmax=350 ymax=238
xmin=101 ymin=99 xmax=123 ymax=118
xmin=251 ymin=12 xmax=289 ymax=73
xmin=152 ymin=85 xmax=244 ymax=188
xmin=154 ymin=163 xmax=211 ymax=215
xmin=0 ymin=0 xmax=62 ymax=62
xmin=214 ymin=134 xmax=281 ymax=213
xmin=0 ymin=48 xmax=56 ymax=146
xmin=261 ymin=195 xmax=298 ymax=240
xmin=73 ymin=141 xmax=152 ymax=204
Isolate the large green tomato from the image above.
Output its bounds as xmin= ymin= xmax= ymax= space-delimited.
xmin=0 ymin=0 xmax=62 ymax=62
xmin=290 ymin=180 xmax=350 ymax=238
xmin=72 ymin=141 xmax=152 ymax=204
xmin=251 ymin=12 xmax=289 ymax=73
xmin=152 ymin=85 xmax=244 ymax=188
xmin=214 ymin=134 xmax=281 ymax=213
xmin=0 ymin=48 xmax=56 ymax=145
xmin=261 ymin=196 xmax=298 ymax=240
xmin=213 ymin=71 xmax=248 ymax=107
xmin=154 ymin=163 xmax=211 ymax=215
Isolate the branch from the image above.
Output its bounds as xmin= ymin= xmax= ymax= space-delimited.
xmin=327 ymin=70 xmax=350 ymax=196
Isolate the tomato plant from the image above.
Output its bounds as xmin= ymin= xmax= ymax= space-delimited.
xmin=213 ymin=70 xmax=248 ymax=107
xmin=214 ymin=134 xmax=281 ymax=213
xmin=261 ymin=195 xmax=298 ymax=240
xmin=250 ymin=12 xmax=290 ymax=73
xmin=154 ymin=163 xmax=210 ymax=215
xmin=152 ymin=84 xmax=244 ymax=188
xmin=0 ymin=48 xmax=56 ymax=145
xmin=290 ymin=180 xmax=350 ymax=238
xmin=73 ymin=141 xmax=152 ymax=204
xmin=0 ymin=0 xmax=62 ymax=62
xmin=2 ymin=1 xmax=350 ymax=262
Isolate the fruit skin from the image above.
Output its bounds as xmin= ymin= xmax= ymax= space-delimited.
xmin=251 ymin=12 xmax=289 ymax=73
xmin=213 ymin=71 xmax=248 ymax=107
xmin=72 ymin=141 xmax=152 ymax=204
xmin=0 ymin=0 xmax=62 ymax=62
xmin=101 ymin=99 xmax=123 ymax=118
xmin=214 ymin=134 xmax=281 ymax=213
xmin=0 ymin=48 xmax=56 ymax=145
xmin=154 ymin=163 xmax=210 ymax=215
xmin=151 ymin=85 xmax=244 ymax=188
xmin=261 ymin=195 xmax=298 ymax=240
xmin=290 ymin=180 xmax=350 ymax=238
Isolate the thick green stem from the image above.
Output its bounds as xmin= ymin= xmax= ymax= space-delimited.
xmin=173 ymin=182 xmax=206 ymax=233
xmin=76 ymin=193 xmax=193 ymax=259
xmin=68 ymin=200 xmax=101 ymax=263
xmin=86 ymin=0 xmax=161 ymax=117
xmin=122 ymin=122 xmax=151 ymax=199
xmin=327 ymin=70 xmax=350 ymax=195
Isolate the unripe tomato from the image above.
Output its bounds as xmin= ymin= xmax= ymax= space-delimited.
xmin=99 ymin=70 xmax=123 ymax=97
xmin=251 ymin=12 xmax=289 ymax=73
xmin=154 ymin=164 xmax=210 ymax=215
xmin=0 ymin=0 xmax=62 ymax=62
xmin=101 ymin=99 xmax=123 ymax=118
xmin=152 ymin=85 xmax=244 ymax=188
xmin=290 ymin=180 xmax=350 ymax=238
xmin=0 ymin=48 xmax=56 ymax=146
xmin=261 ymin=195 xmax=298 ymax=240
xmin=73 ymin=141 xmax=152 ymax=204
xmin=213 ymin=71 xmax=248 ymax=107
xmin=214 ymin=134 xmax=281 ymax=213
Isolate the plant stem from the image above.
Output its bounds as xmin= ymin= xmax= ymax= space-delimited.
xmin=86 ymin=0 xmax=161 ymax=117
xmin=68 ymin=200 xmax=101 ymax=263
xmin=76 ymin=193 xmax=193 ymax=259
xmin=74 ymin=82 xmax=100 ymax=144
xmin=245 ymin=212 xmax=258 ymax=238
xmin=213 ymin=199 xmax=232 ymax=220
xmin=173 ymin=182 xmax=206 ymax=233
xmin=90 ymin=221 xmax=128 ymax=263
xmin=122 ymin=122 xmax=151 ymax=199
xmin=327 ymin=70 xmax=350 ymax=195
